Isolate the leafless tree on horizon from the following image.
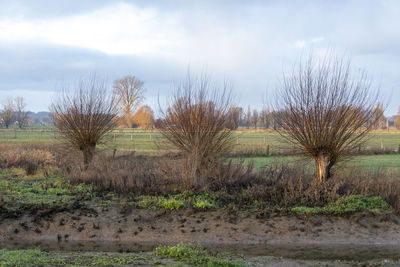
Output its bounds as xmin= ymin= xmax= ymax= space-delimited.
xmin=1 ymin=97 xmax=15 ymax=129
xmin=15 ymin=97 xmax=28 ymax=129
xmin=275 ymin=53 xmax=379 ymax=185
xmin=113 ymin=75 xmax=145 ymax=128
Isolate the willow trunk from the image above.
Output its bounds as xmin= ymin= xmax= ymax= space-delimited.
xmin=314 ymin=153 xmax=332 ymax=185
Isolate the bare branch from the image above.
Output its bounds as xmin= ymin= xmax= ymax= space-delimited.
xmin=275 ymin=52 xmax=379 ymax=184
xmin=51 ymin=75 xmax=118 ymax=168
xmin=113 ymin=75 xmax=145 ymax=128
xmin=158 ymin=73 xmax=234 ymax=181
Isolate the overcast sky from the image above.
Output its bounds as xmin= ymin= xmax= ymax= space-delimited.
xmin=0 ymin=0 xmax=399 ymax=114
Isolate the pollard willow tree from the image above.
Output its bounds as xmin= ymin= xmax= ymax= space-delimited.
xmin=159 ymin=74 xmax=234 ymax=181
xmin=275 ymin=53 xmax=379 ymax=185
xmin=51 ymin=76 xmax=118 ymax=168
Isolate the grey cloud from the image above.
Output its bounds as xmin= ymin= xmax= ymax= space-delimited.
xmin=0 ymin=0 xmax=399 ymax=114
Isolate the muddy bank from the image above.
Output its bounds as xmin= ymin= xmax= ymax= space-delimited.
xmin=1 ymin=206 xmax=400 ymax=259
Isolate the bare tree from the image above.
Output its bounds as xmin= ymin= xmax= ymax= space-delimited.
xmin=372 ymin=102 xmax=385 ymax=130
xmin=251 ymin=109 xmax=259 ymax=129
xmin=113 ymin=75 xmax=145 ymax=128
xmin=14 ymin=97 xmax=28 ymax=129
xmin=246 ymin=105 xmax=251 ymax=129
xmin=159 ymin=74 xmax=234 ymax=181
xmin=275 ymin=53 xmax=378 ymax=185
xmin=1 ymin=97 xmax=15 ymax=128
xmin=226 ymin=106 xmax=242 ymax=130
xmin=51 ymin=76 xmax=118 ymax=168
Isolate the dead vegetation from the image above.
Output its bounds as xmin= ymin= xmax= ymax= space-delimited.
xmin=158 ymin=74 xmax=234 ymax=185
xmin=1 ymin=143 xmax=399 ymax=214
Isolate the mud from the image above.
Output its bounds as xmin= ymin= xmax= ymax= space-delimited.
xmin=1 ymin=205 xmax=400 ymax=260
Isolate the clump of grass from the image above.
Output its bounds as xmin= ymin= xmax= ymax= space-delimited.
xmin=291 ymin=195 xmax=392 ymax=215
xmin=136 ymin=191 xmax=217 ymax=211
xmin=0 ymin=248 xmax=155 ymax=266
xmin=154 ymin=243 xmax=244 ymax=267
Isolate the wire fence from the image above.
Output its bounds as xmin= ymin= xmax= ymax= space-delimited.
xmin=0 ymin=129 xmax=399 ymax=154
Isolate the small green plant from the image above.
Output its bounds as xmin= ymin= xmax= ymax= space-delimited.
xmin=194 ymin=197 xmax=216 ymax=210
xmin=291 ymin=195 xmax=393 ymax=215
xmin=158 ymin=197 xmax=185 ymax=210
xmin=136 ymin=192 xmax=218 ymax=211
xmin=154 ymin=243 xmax=244 ymax=267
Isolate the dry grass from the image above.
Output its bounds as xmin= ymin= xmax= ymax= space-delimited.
xmin=1 ymin=144 xmax=399 ymax=213
xmin=0 ymin=144 xmax=55 ymax=175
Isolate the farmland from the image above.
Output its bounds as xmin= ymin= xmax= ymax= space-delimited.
xmin=1 ymin=128 xmax=399 ymax=151
xmin=0 ymin=128 xmax=399 ymax=171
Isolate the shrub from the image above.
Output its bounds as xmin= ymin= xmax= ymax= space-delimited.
xmin=158 ymin=74 xmax=234 ymax=187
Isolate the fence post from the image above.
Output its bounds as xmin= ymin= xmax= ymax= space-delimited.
xmin=113 ymin=133 xmax=116 ymax=141
xmin=266 ymin=144 xmax=270 ymax=156
xmin=236 ymin=136 xmax=239 ymax=145
xmin=380 ymin=141 xmax=383 ymax=150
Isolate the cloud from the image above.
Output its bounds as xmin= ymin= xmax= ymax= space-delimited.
xmin=0 ymin=0 xmax=398 ymax=114
xmin=0 ymin=3 xmax=184 ymax=56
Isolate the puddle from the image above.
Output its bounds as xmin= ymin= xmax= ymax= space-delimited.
xmin=1 ymin=241 xmax=400 ymax=261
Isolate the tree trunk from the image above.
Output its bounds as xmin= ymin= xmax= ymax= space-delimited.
xmin=82 ymin=144 xmax=96 ymax=169
xmin=314 ymin=153 xmax=332 ymax=185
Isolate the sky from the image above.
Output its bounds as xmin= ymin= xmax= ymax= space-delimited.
xmin=0 ymin=0 xmax=399 ymax=115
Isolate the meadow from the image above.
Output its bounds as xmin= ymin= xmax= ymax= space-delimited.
xmin=0 ymin=128 xmax=399 ymax=172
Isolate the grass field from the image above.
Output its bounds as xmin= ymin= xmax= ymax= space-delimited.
xmin=0 ymin=128 xmax=399 ymax=172
xmin=232 ymin=154 xmax=400 ymax=172
xmin=0 ymin=128 xmax=399 ymax=152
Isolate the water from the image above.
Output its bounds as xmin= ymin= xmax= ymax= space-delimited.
xmin=1 ymin=241 xmax=400 ymax=261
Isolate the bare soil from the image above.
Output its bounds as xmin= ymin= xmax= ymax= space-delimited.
xmin=2 ymin=205 xmax=400 ymax=256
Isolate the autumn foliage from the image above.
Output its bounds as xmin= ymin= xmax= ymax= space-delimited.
xmin=132 ymin=105 xmax=154 ymax=129
xmin=396 ymin=107 xmax=400 ymax=129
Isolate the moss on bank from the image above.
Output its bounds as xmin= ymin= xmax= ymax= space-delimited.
xmin=0 ymin=244 xmax=244 ymax=267
xmin=291 ymin=195 xmax=392 ymax=215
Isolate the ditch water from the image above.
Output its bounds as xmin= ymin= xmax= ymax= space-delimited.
xmin=1 ymin=241 xmax=400 ymax=261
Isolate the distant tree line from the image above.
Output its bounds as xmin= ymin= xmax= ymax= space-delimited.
xmin=0 ymin=96 xmax=52 ymax=128
xmin=0 ymin=97 xmax=29 ymax=129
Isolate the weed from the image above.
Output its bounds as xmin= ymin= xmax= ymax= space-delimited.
xmin=158 ymin=198 xmax=185 ymax=210
xmin=155 ymin=243 xmax=245 ymax=267
xmin=291 ymin=195 xmax=393 ymax=215
xmin=136 ymin=192 xmax=217 ymax=211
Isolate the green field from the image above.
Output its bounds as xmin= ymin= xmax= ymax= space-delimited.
xmin=233 ymin=154 xmax=400 ymax=172
xmin=0 ymin=128 xmax=399 ymax=172
xmin=0 ymin=128 xmax=399 ymax=152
